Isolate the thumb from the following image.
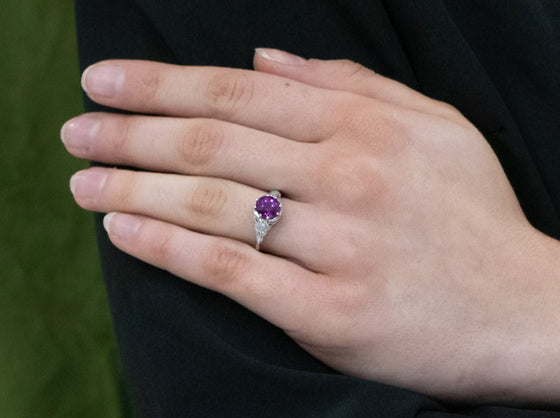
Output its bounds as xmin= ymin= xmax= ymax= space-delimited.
xmin=253 ymin=48 xmax=462 ymax=122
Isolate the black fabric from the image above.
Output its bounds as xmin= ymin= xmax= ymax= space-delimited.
xmin=74 ymin=0 xmax=560 ymax=416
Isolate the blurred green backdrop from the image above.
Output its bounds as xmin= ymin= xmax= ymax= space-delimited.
xmin=1 ymin=1 xmax=126 ymax=416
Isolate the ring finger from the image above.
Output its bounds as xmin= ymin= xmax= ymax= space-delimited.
xmin=69 ymin=167 xmax=323 ymax=267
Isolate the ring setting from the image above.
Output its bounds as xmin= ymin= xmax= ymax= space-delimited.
xmin=253 ymin=190 xmax=282 ymax=251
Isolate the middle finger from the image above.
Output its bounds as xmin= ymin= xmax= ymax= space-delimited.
xmin=62 ymin=112 xmax=315 ymax=200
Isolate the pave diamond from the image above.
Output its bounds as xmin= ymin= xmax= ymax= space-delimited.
xmin=255 ymin=218 xmax=271 ymax=240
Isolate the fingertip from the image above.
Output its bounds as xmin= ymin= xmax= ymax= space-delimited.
xmin=254 ymin=48 xmax=307 ymax=66
xmin=103 ymin=212 xmax=115 ymax=233
xmin=103 ymin=212 xmax=142 ymax=239
xmin=80 ymin=65 xmax=92 ymax=94
xmin=81 ymin=62 xmax=125 ymax=98
xmin=60 ymin=114 xmax=100 ymax=152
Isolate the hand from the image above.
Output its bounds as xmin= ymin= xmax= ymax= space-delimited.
xmin=62 ymin=49 xmax=560 ymax=404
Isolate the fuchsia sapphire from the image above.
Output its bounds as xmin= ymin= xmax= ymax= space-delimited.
xmin=255 ymin=195 xmax=282 ymax=220
xmin=253 ymin=190 xmax=282 ymax=251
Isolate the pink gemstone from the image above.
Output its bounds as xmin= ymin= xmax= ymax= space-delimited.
xmin=255 ymin=195 xmax=281 ymax=220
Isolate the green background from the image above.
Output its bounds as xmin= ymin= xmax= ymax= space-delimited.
xmin=1 ymin=1 xmax=126 ymax=416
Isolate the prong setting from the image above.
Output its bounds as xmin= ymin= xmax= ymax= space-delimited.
xmin=254 ymin=191 xmax=282 ymax=250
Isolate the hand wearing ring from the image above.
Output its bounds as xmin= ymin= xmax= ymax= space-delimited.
xmin=62 ymin=49 xmax=560 ymax=405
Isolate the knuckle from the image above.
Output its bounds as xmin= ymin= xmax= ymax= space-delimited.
xmin=178 ymin=121 xmax=225 ymax=169
xmin=113 ymin=117 xmax=134 ymax=156
xmin=205 ymin=72 xmax=255 ymax=117
xmin=336 ymin=104 xmax=411 ymax=155
xmin=336 ymin=59 xmax=372 ymax=82
xmin=355 ymin=106 xmax=400 ymax=137
xmin=137 ymin=70 xmax=163 ymax=105
xmin=202 ymin=242 xmax=249 ymax=289
xmin=150 ymin=233 xmax=180 ymax=264
xmin=108 ymin=170 xmax=137 ymax=208
xmin=293 ymin=280 xmax=368 ymax=347
xmin=327 ymin=158 xmax=359 ymax=192
xmin=329 ymin=102 xmax=376 ymax=139
xmin=373 ymin=111 xmax=409 ymax=150
xmin=309 ymin=148 xmax=391 ymax=214
xmin=187 ymin=181 xmax=227 ymax=219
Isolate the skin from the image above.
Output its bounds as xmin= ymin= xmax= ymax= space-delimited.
xmin=61 ymin=48 xmax=560 ymax=405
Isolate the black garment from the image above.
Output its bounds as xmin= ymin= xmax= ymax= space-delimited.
xmin=74 ymin=1 xmax=560 ymax=416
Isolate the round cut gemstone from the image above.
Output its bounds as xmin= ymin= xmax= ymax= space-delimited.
xmin=255 ymin=195 xmax=281 ymax=220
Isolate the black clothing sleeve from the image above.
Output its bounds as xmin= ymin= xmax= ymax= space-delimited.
xmin=74 ymin=1 xmax=560 ymax=416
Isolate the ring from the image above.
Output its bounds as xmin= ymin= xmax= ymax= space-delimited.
xmin=253 ymin=190 xmax=283 ymax=251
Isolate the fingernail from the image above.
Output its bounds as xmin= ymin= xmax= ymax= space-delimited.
xmin=81 ymin=64 xmax=124 ymax=98
xmin=70 ymin=169 xmax=108 ymax=198
xmin=103 ymin=213 xmax=141 ymax=238
xmin=255 ymin=48 xmax=307 ymax=66
xmin=61 ymin=116 xmax=100 ymax=150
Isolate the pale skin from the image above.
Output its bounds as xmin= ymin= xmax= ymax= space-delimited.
xmin=61 ymin=48 xmax=560 ymax=406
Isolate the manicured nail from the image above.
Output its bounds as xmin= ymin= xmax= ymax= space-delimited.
xmin=81 ymin=64 xmax=124 ymax=98
xmin=61 ymin=116 xmax=100 ymax=150
xmin=70 ymin=169 xmax=108 ymax=198
xmin=103 ymin=213 xmax=141 ymax=238
xmin=255 ymin=48 xmax=307 ymax=66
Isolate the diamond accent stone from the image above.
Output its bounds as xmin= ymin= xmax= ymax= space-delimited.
xmin=255 ymin=218 xmax=271 ymax=240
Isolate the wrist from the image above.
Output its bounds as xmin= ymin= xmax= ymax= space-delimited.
xmin=486 ymin=226 xmax=560 ymax=406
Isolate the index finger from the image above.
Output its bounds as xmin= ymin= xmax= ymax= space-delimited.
xmin=81 ymin=60 xmax=351 ymax=142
